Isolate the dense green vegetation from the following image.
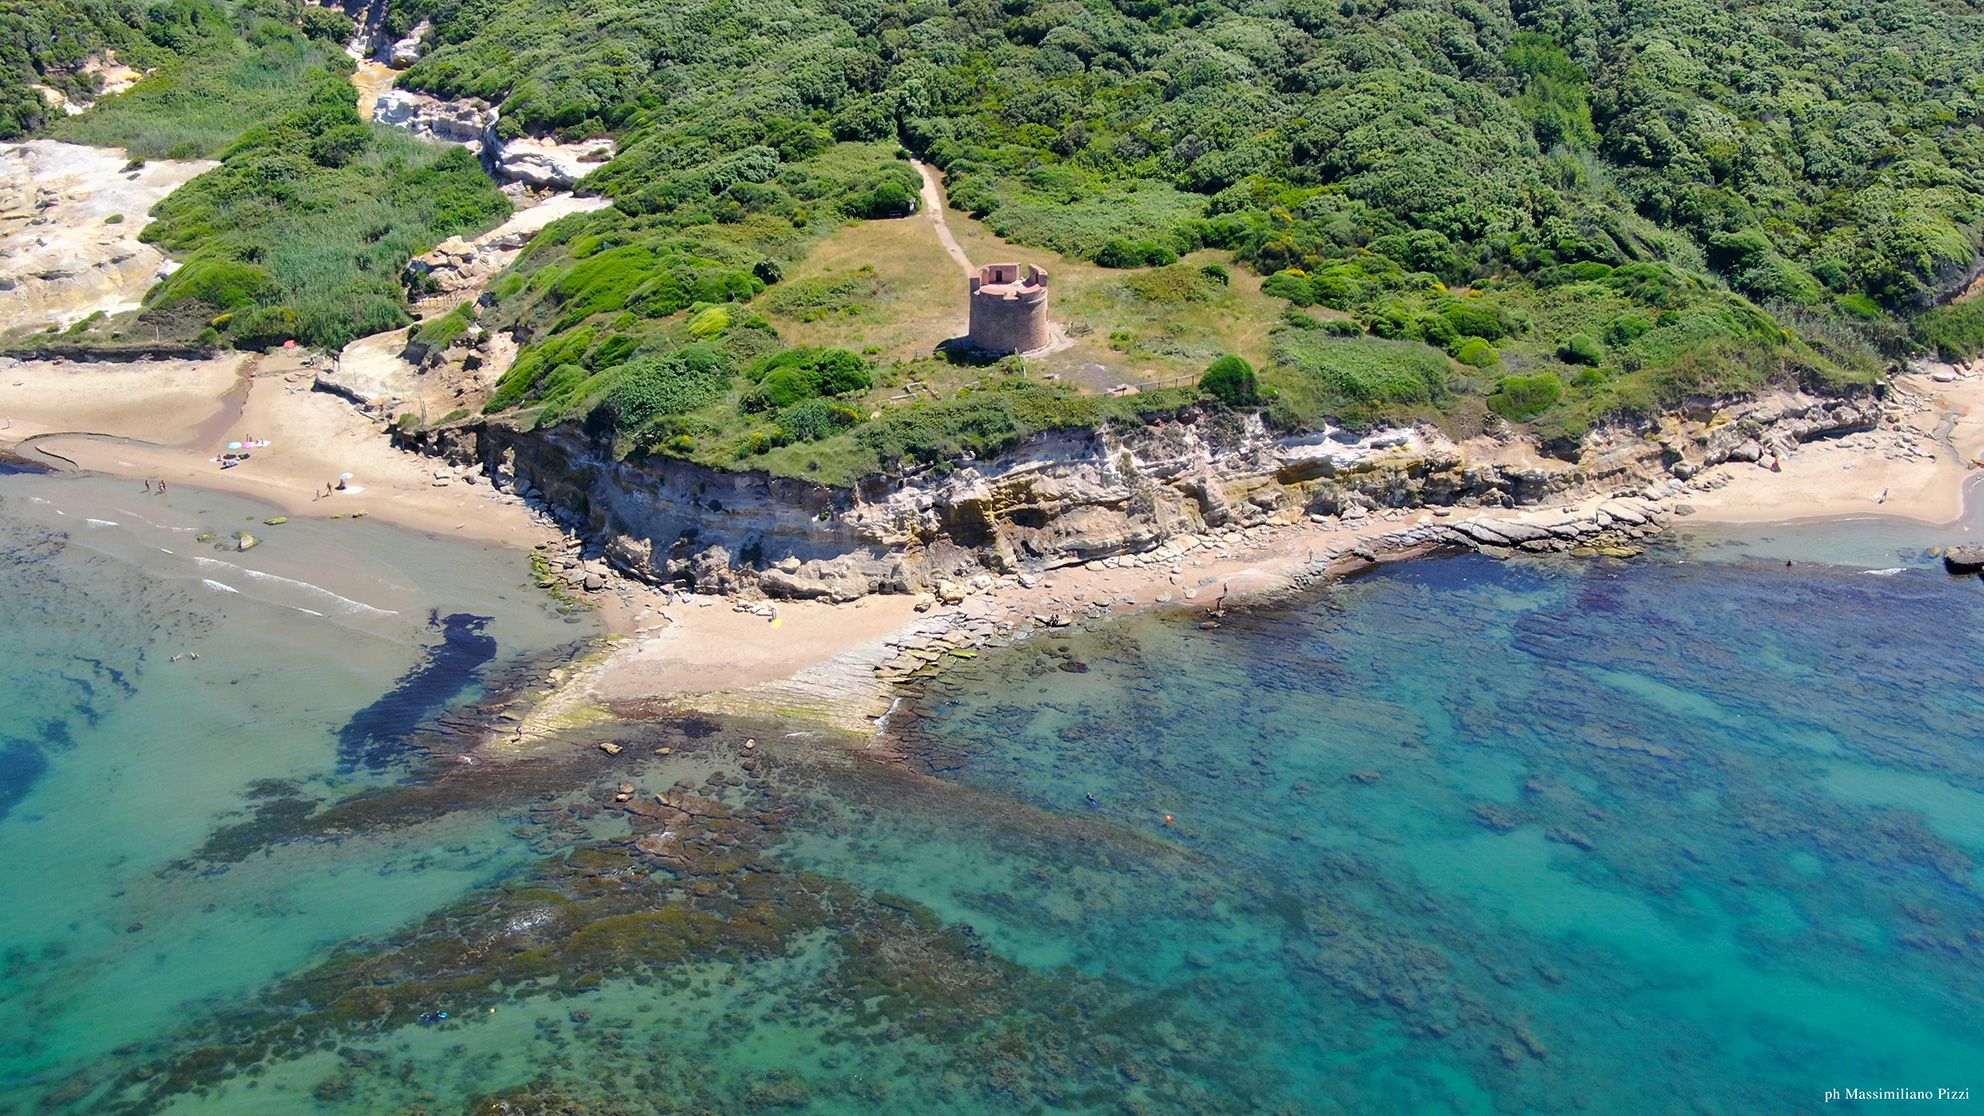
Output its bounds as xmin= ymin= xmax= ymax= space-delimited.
xmin=8 ymin=0 xmax=507 ymax=352
xmin=23 ymin=0 xmax=1984 ymax=469
xmin=358 ymin=0 xmax=1973 ymax=465
xmin=6 ymin=0 xmax=353 ymax=154
xmin=135 ymin=66 xmax=507 ymax=351
xmin=466 ymin=141 xmax=923 ymax=461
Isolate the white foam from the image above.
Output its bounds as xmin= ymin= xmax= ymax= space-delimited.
xmin=191 ymin=555 xmax=398 ymax=617
xmin=85 ymin=518 xmax=119 ymax=527
xmin=116 ymin=508 xmax=197 ymax=532
xmin=202 ymin=578 xmax=239 ymax=594
xmin=1862 ymin=567 xmax=1907 ymax=577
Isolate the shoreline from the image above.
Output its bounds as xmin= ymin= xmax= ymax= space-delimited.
xmin=0 ymin=348 xmax=560 ymax=550
xmin=575 ymin=360 xmax=1984 ymax=733
xmin=4 ymin=346 xmax=1980 ymax=741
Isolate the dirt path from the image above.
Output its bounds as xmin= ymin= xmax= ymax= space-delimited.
xmin=350 ymin=60 xmax=397 ymax=121
xmin=912 ymin=160 xmax=974 ymax=276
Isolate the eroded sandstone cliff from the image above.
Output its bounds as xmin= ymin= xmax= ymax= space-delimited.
xmin=397 ymin=389 xmax=1878 ymax=602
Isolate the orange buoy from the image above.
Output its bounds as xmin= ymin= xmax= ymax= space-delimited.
xmin=1163 ymin=815 xmax=1174 ymax=825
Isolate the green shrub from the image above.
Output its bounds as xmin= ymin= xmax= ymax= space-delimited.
xmin=1123 ymin=265 xmax=1223 ymax=303
xmin=743 ymin=347 xmax=872 ymax=411
xmin=1095 ymin=239 xmax=1179 ymax=268
xmin=1271 ymin=333 xmax=1455 ymax=423
xmin=778 ymin=398 xmax=864 ymax=441
xmin=1200 ymin=355 xmax=1260 ymax=407
xmin=1602 ymin=313 xmax=1653 ymax=347
xmin=1488 ymin=374 xmax=1565 ymax=421
xmin=1439 ymin=301 xmax=1513 ymax=342
xmin=1837 ymin=293 xmax=1883 ymax=321
xmin=601 ymin=346 xmax=734 ymax=432
xmin=1914 ymin=300 xmax=1984 ymax=360
xmin=1558 ymin=333 xmax=1605 ymax=365
xmin=1454 ymin=337 xmax=1500 ymax=367
xmin=412 ymin=304 xmax=473 ymax=350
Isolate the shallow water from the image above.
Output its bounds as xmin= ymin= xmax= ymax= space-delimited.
xmin=3 ymin=475 xmax=1981 ymax=1114
xmin=0 ymin=473 xmax=587 ymax=1106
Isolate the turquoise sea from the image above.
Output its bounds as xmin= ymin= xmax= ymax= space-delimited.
xmin=2 ymin=468 xmax=1981 ymax=1113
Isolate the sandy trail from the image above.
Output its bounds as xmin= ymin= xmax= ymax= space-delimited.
xmin=912 ymin=160 xmax=973 ymax=275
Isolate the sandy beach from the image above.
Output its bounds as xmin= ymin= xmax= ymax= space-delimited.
xmin=0 ymin=348 xmax=553 ymax=549
xmin=1675 ymin=364 xmax=1984 ymax=527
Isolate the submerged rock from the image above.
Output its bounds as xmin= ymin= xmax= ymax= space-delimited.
xmin=1942 ymin=546 xmax=1984 ymax=575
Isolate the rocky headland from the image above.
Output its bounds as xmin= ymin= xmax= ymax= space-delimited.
xmin=397 ymin=386 xmax=1884 ymax=606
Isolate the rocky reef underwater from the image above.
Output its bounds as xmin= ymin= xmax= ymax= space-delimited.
xmin=13 ymin=511 xmax=1982 ymax=1115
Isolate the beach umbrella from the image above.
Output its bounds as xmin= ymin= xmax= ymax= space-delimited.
xmin=226 ymin=441 xmax=243 ymax=450
xmin=340 ymin=472 xmax=354 ymax=481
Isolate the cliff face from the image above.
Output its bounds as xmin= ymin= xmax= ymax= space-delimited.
xmin=401 ymin=390 xmax=1877 ymax=601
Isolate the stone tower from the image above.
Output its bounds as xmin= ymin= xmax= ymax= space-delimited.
xmin=967 ymin=262 xmax=1050 ymax=354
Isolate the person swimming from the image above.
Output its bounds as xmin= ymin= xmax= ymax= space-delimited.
xmin=1084 ymin=793 xmax=1100 ymax=808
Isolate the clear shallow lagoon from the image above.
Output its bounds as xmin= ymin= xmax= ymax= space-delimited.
xmin=3 ymin=471 xmax=1981 ymax=1113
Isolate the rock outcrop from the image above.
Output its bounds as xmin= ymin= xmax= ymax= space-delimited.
xmin=385 ymin=362 xmax=1880 ymax=603
xmin=494 ymin=136 xmax=617 ymax=189
xmin=372 ymin=89 xmax=497 ymax=153
xmin=0 ymin=142 xmax=217 ymax=332
xmin=387 ymin=19 xmax=429 ymax=67
xmin=1943 ymin=546 xmax=1984 ymax=576
xmin=369 ymin=90 xmax=616 ymax=188
xmin=403 ymin=388 xmax=1861 ymax=602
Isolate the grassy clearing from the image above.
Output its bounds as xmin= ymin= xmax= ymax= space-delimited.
xmin=762 ymin=182 xmax=1286 ymax=398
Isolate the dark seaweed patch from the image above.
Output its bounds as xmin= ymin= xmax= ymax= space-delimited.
xmin=0 ymin=737 xmax=48 ymax=821
xmin=339 ymin=612 xmax=497 ymax=771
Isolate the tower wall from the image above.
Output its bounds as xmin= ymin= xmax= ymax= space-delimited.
xmin=967 ymin=262 xmax=1050 ymax=354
